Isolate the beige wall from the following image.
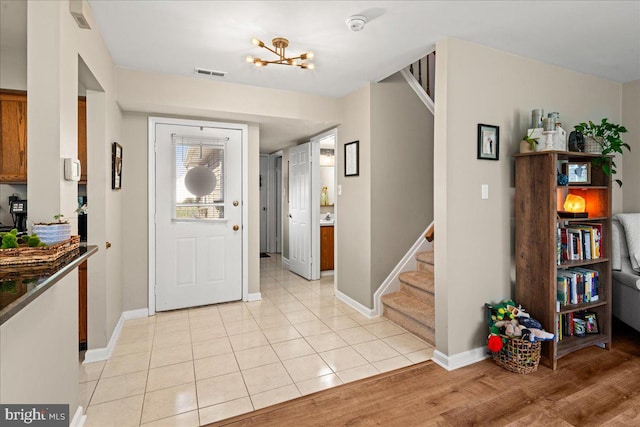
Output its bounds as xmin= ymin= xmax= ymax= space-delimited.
xmin=336 ymin=85 xmax=372 ymax=305
xmin=115 ymin=69 xmax=342 ymax=308
xmin=434 ymin=38 xmax=623 ymax=356
xmin=8 ymin=0 xmax=123 ymax=414
xmin=622 ymin=80 xmax=640 ymax=212
xmin=370 ymin=72 xmax=434 ymax=296
xmin=119 ymin=112 xmax=263 ymax=310
xmin=0 ymin=275 xmax=78 ymax=407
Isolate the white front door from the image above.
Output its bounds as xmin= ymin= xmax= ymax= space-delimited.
xmin=155 ymin=122 xmax=242 ymax=311
xmin=289 ymin=143 xmax=312 ymax=279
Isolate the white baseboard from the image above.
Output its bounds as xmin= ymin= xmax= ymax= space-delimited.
xmin=83 ymin=308 xmax=149 ymax=364
xmin=282 ymin=257 xmax=290 ymax=267
xmin=335 ymin=290 xmax=375 ymax=319
xmin=246 ymin=292 xmax=262 ymax=302
xmin=373 ymin=223 xmax=433 ymax=316
xmin=320 ymin=270 xmax=334 ymax=277
xmin=431 ymin=347 xmax=489 ymax=371
xmin=70 ymin=406 xmax=86 ymax=427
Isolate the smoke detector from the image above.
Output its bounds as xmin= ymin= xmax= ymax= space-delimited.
xmin=346 ymin=15 xmax=367 ymax=32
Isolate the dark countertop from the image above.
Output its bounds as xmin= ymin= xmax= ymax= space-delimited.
xmin=0 ymin=245 xmax=98 ymax=326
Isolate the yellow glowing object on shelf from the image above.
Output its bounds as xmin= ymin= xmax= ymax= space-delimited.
xmin=564 ymin=194 xmax=586 ymax=213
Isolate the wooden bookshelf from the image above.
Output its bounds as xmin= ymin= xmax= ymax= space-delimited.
xmin=515 ymin=151 xmax=612 ymax=370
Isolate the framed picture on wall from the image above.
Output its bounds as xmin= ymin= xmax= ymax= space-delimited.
xmin=477 ymin=124 xmax=499 ymax=160
xmin=344 ymin=140 xmax=359 ymax=177
xmin=112 ymin=142 xmax=123 ymax=190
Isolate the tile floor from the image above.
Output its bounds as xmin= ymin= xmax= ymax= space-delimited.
xmin=80 ymin=254 xmax=434 ymax=426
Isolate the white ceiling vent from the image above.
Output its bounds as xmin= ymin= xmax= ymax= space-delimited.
xmin=194 ymin=68 xmax=227 ymax=78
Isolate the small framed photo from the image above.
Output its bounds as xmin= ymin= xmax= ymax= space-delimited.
xmin=112 ymin=142 xmax=123 ymax=190
xmin=584 ymin=312 xmax=599 ymax=334
xmin=344 ymin=140 xmax=359 ymax=177
xmin=563 ymin=162 xmax=591 ymax=185
xmin=477 ymin=124 xmax=499 ymax=160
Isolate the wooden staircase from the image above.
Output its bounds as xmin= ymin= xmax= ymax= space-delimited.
xmin=381 ymin=248 xmax=435 ymax=345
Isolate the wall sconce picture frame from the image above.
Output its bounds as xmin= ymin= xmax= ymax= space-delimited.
xmin=112 ymin=142 xmax=123 ymax=190
xmin=344 ymin=140 xmax=359 ymax=177
xmin=563 ymin=161 xmax=591 ymax=185
xmin=477 ymin=124 xmax=499 ymax=160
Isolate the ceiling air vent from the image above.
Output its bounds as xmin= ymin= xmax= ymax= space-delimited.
xmin=194 ymin=68 xmax=227 ymax=78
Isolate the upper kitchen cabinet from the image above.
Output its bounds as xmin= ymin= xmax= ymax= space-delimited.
xmin=0 ymin=91 xmax=87 ymax=184
xmin=78 ymin=97 xmax=87 ymax=183
xmin=0 ymin=91 xmax=28 ymax=183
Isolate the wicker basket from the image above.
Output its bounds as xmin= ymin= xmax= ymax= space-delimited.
xmin=491 ymin=337 xmax=541 ymax=374
xmin=0 ymin=235 xmax=80 ymax=267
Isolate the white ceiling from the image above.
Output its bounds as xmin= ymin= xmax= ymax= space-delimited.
xmin=4 ymin=1 xmax=639 ymax=153
xmin=86 ymin=1 xmax=640 ymax=152
xmin=88 ymin=0 xmax=640 ymax=98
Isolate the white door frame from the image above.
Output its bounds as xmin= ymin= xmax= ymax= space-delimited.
xmin=148 ymin=116 xmax=249 ymax=315
xmin=267 ymin=150 xmax=284 ymax=253
xmin=310 ymin=128 xmax=338 ymax=282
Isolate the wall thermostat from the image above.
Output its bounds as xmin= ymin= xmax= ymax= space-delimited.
xmin=64 ymin=158 xmax=82 ymax=181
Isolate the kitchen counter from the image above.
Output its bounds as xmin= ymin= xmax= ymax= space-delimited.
xmin=0 ymin=244 xmax=98 ymax=325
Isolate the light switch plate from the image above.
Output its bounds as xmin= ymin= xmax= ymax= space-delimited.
xmin=481 ymin=184 xmax=489 ymax=199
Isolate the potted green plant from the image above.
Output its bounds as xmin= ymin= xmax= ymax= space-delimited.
xmin=519 ymin=129 xmax=538 ymax=153
xmin=574 ymin=118 xmax=629 ymax=187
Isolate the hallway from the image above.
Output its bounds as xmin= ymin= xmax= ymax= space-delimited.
xmin=80 ymin=254 xmax=434 ymax=426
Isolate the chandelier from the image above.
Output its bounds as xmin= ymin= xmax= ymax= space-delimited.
xmin=246 ymin=37 xmax=315 ymax=69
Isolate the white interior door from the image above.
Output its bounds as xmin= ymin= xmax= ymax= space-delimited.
xmin=155 ymin=123 xmax=242 ymax=311
xmin=289 ymin=143 xmax=312 ymax=279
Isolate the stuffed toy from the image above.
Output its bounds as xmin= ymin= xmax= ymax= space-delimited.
xmin=494 ymin=319 xmax=526 ymax=337
xmin=491 ymin=300 xmax=516 ymax=321
xmin=487 ymin=334 xmax=503 ymax=352
xmin=517 ymin=316 xmax=543 ymax=330
xmin=525 ymin=328 xmax=555 ymax=342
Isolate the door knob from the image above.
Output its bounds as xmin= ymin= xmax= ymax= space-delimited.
xmin=233 ymin=225 xmax=239 ymax=231
xmin=233 ymin=200 xmax=239 ymax=207
xmin=106 ymin=241 xmax=112 ymax=249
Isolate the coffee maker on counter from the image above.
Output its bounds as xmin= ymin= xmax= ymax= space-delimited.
xmin=9 ymin=196 xmax=27 ymax=233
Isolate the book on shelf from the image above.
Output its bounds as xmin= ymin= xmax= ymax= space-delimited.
xmin=556 ymin=223 xmax=603 ymax=263
xmin=557 ymin=267 xmax=600 ymax=308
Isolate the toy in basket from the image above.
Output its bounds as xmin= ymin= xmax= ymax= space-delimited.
xmin=485 ymin=300 xmax=554 ymax=374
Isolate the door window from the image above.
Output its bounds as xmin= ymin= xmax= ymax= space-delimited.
xmin=174 ymin=136 xmax=226 ymax=220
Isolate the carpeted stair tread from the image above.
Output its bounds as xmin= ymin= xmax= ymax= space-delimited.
xmin=416 ymin=250 xmax=434 ymax=265
xmin=399 ymin=271 xmax=434 ymax=294
xmin=381 ymin=292 xmax=435 ymax=330
xmin=384 ymin=306 xmax=435 ymax=345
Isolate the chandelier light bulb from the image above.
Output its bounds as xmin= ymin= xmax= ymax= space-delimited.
xmin=251 ymin=38 xmax=263 ymax=47
xmin=246 ymin=55 xmax=254 ymax=63
xmin=307 ymin=63 xmax=315 ymax=70
xmin=302 ymin=52 xmax=314 ymax=60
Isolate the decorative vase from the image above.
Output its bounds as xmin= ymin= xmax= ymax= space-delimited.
xmin=584 ymin=136 xmax=603 ymax=154
xmin=520 ymin=140 xmax=534 ymax=153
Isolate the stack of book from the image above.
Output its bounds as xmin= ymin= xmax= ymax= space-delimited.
xmin=557 ymin=224 xmax=602 ymax=264
xmin=556 ymin=267 xmax=599 ymax=306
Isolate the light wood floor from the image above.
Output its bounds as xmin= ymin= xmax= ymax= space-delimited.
xmin=209 ymin=319 xmax=640 ymax=426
